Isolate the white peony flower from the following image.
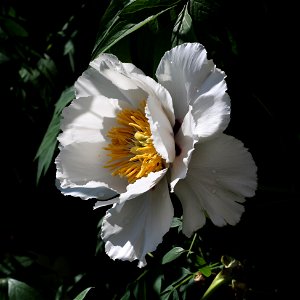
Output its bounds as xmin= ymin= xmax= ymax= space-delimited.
xmin=55 ymin=43 xmax=257 ymax=267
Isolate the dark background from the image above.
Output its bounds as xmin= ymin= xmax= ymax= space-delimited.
xmin=1 ymin=0 xmax=298 ymax=299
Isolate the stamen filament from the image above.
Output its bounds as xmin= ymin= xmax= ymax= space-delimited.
xmin=104 ymin=102 xmax=165 ymax=183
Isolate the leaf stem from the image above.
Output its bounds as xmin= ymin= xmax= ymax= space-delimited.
xmin=187 ymin=233 xmax=197 ymax=257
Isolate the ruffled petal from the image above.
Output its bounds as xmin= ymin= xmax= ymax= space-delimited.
xmin=75 ymin=67 xmax=126 ymax=100
xmin=175 ymin=134 xmax=257 ymax=237
xmin=89 ymin=54 xmax=147 ymax=107
xmin=170 ymin=106 xmax=196 ymax=191
xmin=123 ymin=63 xmax=145 ymax=76
xmin=55 ymin=141 xmax=127 ymax=199
xmin=101 ymin=177 xmax=173 ymax=267
xmin=173 ymin=180 xmax=206 ymax=237
xmin=132 ymin=73 xmax=175 ymax=126
xmin=59 ymin=96 xmax=127 ymax=147
xmin=118 ymin=169 xmax=168 ymax=203
xmin=146 ymin=97 xmax=175 ymax=163
xmin=156 ymin=43 xmax=230 ymax=138
xmin=192 ymin=87 xmax=230 ymax=139
xmin=55 ymin=179 xmax=118 ymax=202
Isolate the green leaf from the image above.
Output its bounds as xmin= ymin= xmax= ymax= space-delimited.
xmin=0 ymin=52 xmax=10 ymax=64
xmin=2 ymin=18 xmax=28 ymax=37
xmin=153 ymin=274 xmax=164 ymax=295
xmin=196 ymin=255 xmax=206 ymax=266
xmin=91 ymin=0 xmax=180 ymax=59
xmin=162 ymin=247 xmax=186 ymax=264
xmin=37 ymin=55 xmax=57 ymax=85
xmin=7 ymin=279 xmax=41 ymax=300
xmin=199 ymin=265 xmax=212 ymax=277
xmin=171 ymin=289 xmax=180 ymax=300
xmin=120 ymin=289 xmax=131 ymax=300
xmin=64 ymin=41 xmax=75 ymax=71
xmin=161 ymin=268 xmax=193 ymax=299
xmin=200 ymin=270 xmax=229 ymax=300
xmin=92 ymin=9 xmax=171 ymax=59
xmin=121 ymin=0 xmax=181 ymax=15
xmin=35 ymin=86 xmax=75 ymax=184
xmin=189 ymin=0 xmax=220 ymax=22
xmin=14 ymin=256 xmax=34 ymax=268
xmin=172 ymin=2 xmax=197 ymax=46
xmin=73 ymin=287 xmax=93 ymax=300
xmin=133 ymin=280 xmax=147 ymax=300
xmin=160 ymin=286 xmax=172 ymax=300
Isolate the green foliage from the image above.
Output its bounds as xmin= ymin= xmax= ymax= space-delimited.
xmin=73 ymin=287 xmax=94 ymax=300
xmin=162 ymin=247 xmax=187 ymax=264
xmin=172 ymin=2 xmax=197 ymax=46
xmin=35 ymin=86 xmax=75 ymax=184
xmin=91 ymin=0 xmax=182 ymax=59
xmin=189 ymin=0 xmax=220 ymax=22
xmin=2 ymin=278 xmax=41 ymax=300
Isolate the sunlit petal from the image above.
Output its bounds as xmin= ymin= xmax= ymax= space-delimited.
xmin=156 ymin=43 xmax=230 ymax=138
xmin=175 ymin=134 xmax=257 ymax=236
xmin=55 ymin=141 xmax=127 ymax=198
xmin=101 ymin=177 xmax=173 ymax=267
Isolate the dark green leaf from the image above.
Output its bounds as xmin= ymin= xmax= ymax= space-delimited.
xmin=14 ymin=256 xmax=34 ymax=268
xmin=153 ymin=274 xmax=164 ymax=294
xmin=196 ymin=255 xmax=206 ymax=266
xmin=189 ymin=0 xmax=220 ymax=22
xmin=92 ymin=0 xmax=180 ymax=59
xmin=160 ymin=286 xmax=172 ymax=300
xmin=172 ymin=3 xmax=197 ymax=46
xmin=8 ymin=279 xmax=41 ymax=300
xmin=121 ymin=0 xmax=182 ymax=15
xmin=0 ymin=278 xmax=8 ymax=300
xmin=73 ymin=287 xmax=93 ymax=300
xmin=19 ymin=67 xmax=39 ymax=83
xmin=92 ymin=8 xmax=172 ymax=59
xmin=0 ymin=52 xmax=10 ymax=64
xmin=199 ymin=265 xmax=212 ymax=277
xmin=64 ymin=40 xmax=75 ymax=71
xmin=2 ymin=18 xmax=28 ymax=37
xmin=35 ymin=86 xmax=75 ymax=183
xmin=120 ymin=289 xmax=131 ymax=300
xmin=133 ymin=279 xmax=146 ymax=300
xmin=162 ymin=247 xmax=186 ymax=264
xmin=161 ymin=269 xmax=192 ymax=299
xmin=37 ymin=55 xmax=57 ymax=85
xmin=171 ymin=289 xmax=180 ymax=300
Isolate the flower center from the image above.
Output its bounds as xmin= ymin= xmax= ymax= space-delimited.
xmin=104 ymin=101 xmax=165 ymax=183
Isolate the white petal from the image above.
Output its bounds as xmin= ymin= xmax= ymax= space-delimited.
xmin=118 ymin=169 xmax=168 ymax=203
xmin=124 ymin=71 xmax=176 ymax=161
xmin=55 ymin=142 xmax=127 ymax=198
xmin=101 ymin=177 xmax=173 ymax=267
xmin=175 ymin=134 xmax=257 ymax=236
xmin=146 ymin=97 xmax=175 ymax=163
xmin=55 ymin=179 xmax=118 ymax=202
xmin=192 ymin=89 xmax=230 ymax=139
xmin=90 ymin=54 xmax=176 ymax=124
xmin=132 ymin=73 xmax=175 ymax=126
xmin=156 ymin=43 xmax=230 ymax=137
xmin=170 ymin=106 xmax=196 ymax=191
xmin=123 ymin=63 xmax=145 ymax=75
xmin=89 ymin=54 xmax=147 ymax=107
xmin=75 ymin=67 xmax=126 ymax=100
xmin=59 ymin=96 xmax=126 ymax=146
xmin=173 ymin=180 xmax=206 ymax=237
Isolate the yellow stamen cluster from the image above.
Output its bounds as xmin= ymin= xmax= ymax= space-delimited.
xmin=104 ymin=102 xmax=165 ymax=183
